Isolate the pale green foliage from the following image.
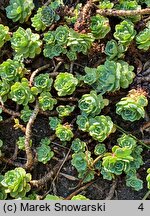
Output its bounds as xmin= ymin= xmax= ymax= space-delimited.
xmin=37 ymin=138 xmax=54 ymax=164
xmin=71 ymin=152 xmax=88 ymax=172
xmin=16 ymin=136 xmax=32 ymax=150
xmin=1 ymin=167 xmax=31 ymax=198
xmin=91 ymin=60 xmax=135 ymax=93
xmin=11 ymin=27 xmax=42 ymax=58
xmin=71 ymin=195 xmax=89 ymax=200
xmin=55 ymin=124 xmax=73 ymax=141
xmin=20 ymin=106 xmax=33 ymax=122
xmin=0 ymin=175 xmax=7 ymax=200
xmin=126 ymin=176 xmax=143 ymax=191
xmin=54 ymin=72 xmax=78 ymax=96
xmin=49 ymin=117 xmax=61 ymax=130
xmin=90 ymin=15 xmax=111 ymax=39
xmin=114 ymin=20 xmax=136 ymax=46
xmin=76 ymin=115 xmax=89 ymax=132
xmin=31 ymin=3 xmax=60 ymax=31
xmin=78 ymin=91 xmax=109 ymax=117
xmin=34 ymin=73 xmax=53 ymax=93
xmin=38 ymin=92 xmax=57 ymax=111
xmin=10 ymin=78 xmax=38 ymax=105
xmin=6 ymin=0 xmax=34 ymax=23
xmin=102 ymin=145 xmax=134 ymax=176
xmin=117 ymin=134 xmax=136 ymax=149
xmin=146 ymin=168 xmax=150 ymax=189
xmin=0 ymin=24 xmax=10 ymax=48
xmin=136 ymin=23 xmax=150 ymax=50
xmin=99 ymin=0 xmax=114 ymax=9
xmin=71 ymin=138 xmax=86 ymax=153
xmin=56 ymin=105 xmax=75 ymax=118
xmin=0 ymin=80 xmax=10 ymax=102
xmin=116 ymin=89 xmax=148 ymax=122
xmin=104 ymin=39 xmax=125 ymax=60
xmin=43 ymin=25 xmax=94 ymax=60
xmin=88 ymin=115 xmax=115 ymax=142
xmin=0 ymin=59 xmax=25 ymax=82
xmin=94 ymin=143 xmax=106 ymax=155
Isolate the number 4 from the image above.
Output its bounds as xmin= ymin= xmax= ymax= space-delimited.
xmin=138 ymin=203 xmax=144 ymax=211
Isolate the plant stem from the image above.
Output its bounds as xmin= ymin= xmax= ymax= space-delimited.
xmin=115 ymin=124 xmax=150 ymax=149
xmin=96 ymin=8 xmax=150 ymax=17
xmin=142 ymin=190 xmax=150 ymax=200
xmin=64 ymin=181 xmax=94 ymax=200
xmin=24 ymin=100 xmax=39 ymax=170
xmin=0 ymin=105 xmax=20 ymax=117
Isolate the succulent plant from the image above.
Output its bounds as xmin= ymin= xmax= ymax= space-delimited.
xmin=49 ymin=117 xmax=61 ymax=130
xmin=92 ymin=60 xmax=135 ymax=93
xmin=71 ymin=138 xmax=86 ymax=153
xmin=56 ymin=105 xmax=75 ymax=118
xmin=81 ymin=67 xmax=98 ymax=85
xmin=6 ymin=0 xmax=34 ymax=23
xmin=1 ymin=167 xmax=31 ymax=198
xmin=37 ymin=138 xmax=54 ymax=164
xmin=55 ymin=124 xmax=73 ymax=141
xmin=99 ymin=0 xmax=114 ymax=9
xmin=67 ymin=30 xmax=94 ymax=57
xmin=0 ymin=80 xmax=10 ymax=102
xmin=71 ymin=152 xmax=88 ymax=172
xmin=0 ymin=175 xmax=7 ymax=200
xmin=10 ymin=78 xmax=38 ymax=105
xmin=116 ymin=89 xmax=148 ymax=122
xmin=136 ymin=26 xmax=150 ymax=51
xmin=126 ymin=176 xmax=143 ymax=191
xmin=0 ymin=24 xmax=10 ymax=48
xmin=54 ymin=72 xmax=78 ymax=96
xmin=104 ymin=39 xmax=125 ymax=60
xmin=16 ymin=136 xmax=32 ymax=150
xmin=0 ymin=59 xmax=25 ymax=82
xmin=146 ymin=168 xmax=150 ymax=189
xmin=117 ymin=134 xmax=136 ymax=149
xmin=34 ymin=73 xmax=53 ymax=93
xmin=78 ymin=91 xmax=109 ymax=117
xmin=20 ymin=106 xmax=33 ymax=122
xmin=94 ymin=143 xmax=106 ymax=155
xmin=88 ymin=115 xmax=115 ymax=142
xmin=11 ymin=27 xmax=42 ymax=58
xmin=102 ymin=145 xmax=133 ymax=175
xmin=76 ymin=115 xmax=89 ymax=132
xmin=71 ymin=195 xmax=89 ymax=200
xmin=38 ymin=92 xmax=57 ymax=111
xmin=114 ymin=20 xmax=136 ymax=46
xmin=90 ymin=15 xmax=110 ymax=39
xmin=31 ymin=5 xmax=60 ymax=31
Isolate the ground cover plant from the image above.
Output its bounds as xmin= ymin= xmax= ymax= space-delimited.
xmin=0 ymin=0 xmax=150 ymax=200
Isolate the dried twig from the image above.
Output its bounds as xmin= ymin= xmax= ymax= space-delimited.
xmin=105 ymin=179 xmax=117 ymax=200
xmin=24 ymin=100 xmax=39 ymax=170
xmin=30 ymin=160 xmax=62 ymax=187
xmin=52 ymin=147 xmax=72 ymax=183
xmin=96 ymin=8 xmax=150 ymax=17
xmin=64 ymin=181 xmax=94 ymax=200
xmin=0 ymin=105 xmax=20 ymax=117
xmin=53 ymin=61 xmax=63 ymax=73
